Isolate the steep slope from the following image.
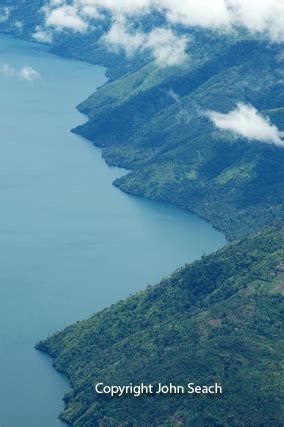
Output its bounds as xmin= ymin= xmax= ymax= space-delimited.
xmin=37 ymin=223 xmax=284 ymax=426
xmin=3 ymin=6 xmax=284 ymax=426
xmin=75 ymin=33 xmax=284 ymax=240
xmin=3 ymin=7 xmax=283 ymax=240
xmin=2 ymin=5 xmax=283 ymax=239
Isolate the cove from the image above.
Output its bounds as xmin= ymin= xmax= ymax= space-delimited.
xmin=0 ymin=34 xmax=226 ymax=427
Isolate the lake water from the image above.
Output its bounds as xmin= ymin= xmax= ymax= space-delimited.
xmin=0 ymin=34 xmax=226 ymax=427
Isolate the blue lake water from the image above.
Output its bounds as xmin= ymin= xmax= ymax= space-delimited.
xmin=0 ymin=34 xmax=226 ymax=426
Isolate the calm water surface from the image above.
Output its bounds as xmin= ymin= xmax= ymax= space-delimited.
xmin=0 ymin=35 xmax=226 ymax=427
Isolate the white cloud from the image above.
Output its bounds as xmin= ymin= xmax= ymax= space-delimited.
xmin=146 ymin=28 xmax=188 ymax=66
xmin=14 ymin=21 xmax=24 ymax=33
xmin=32 ymin=26 xmax=53 ymax=43
xmin=155 ymin=0 xmax=284 ymax=41
xmin=0 ymin=6 xmax=11 ymax=23
xmin=103 ymin=18 xmax=188 ymax=66
xmin=158 ymin=0 xmax=231 ymax=29
xmin=45 ymin=4 xmax=88 ymax=32
xmin=80 ymin=5 xmax=100 ymax=19
xmin=207 ymin=103 xmax=284 ymax=147
xmin=19 ymin=66 xmax=41 ymax=81
xmin=40 ymin=0 xmax=284 ymax=66
xmin=44 ymin=0 xmax=284 ymax=40
xmin=228 ymin=0 xmax=284 ymax=42
xmin=0 ymin=64 xmax=41 ymax=81
xmin=103 ymin=17 xmax=145 ymax=56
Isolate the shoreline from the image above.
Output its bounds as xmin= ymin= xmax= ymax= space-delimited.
xmin=0 ymin=31 xmax=232 ymax=242
xmin=0 ymin=31 xmax=227 ymax=425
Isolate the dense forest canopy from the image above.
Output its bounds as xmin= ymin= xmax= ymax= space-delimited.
xmin=37 ymin=223 xmax=284 ymax=426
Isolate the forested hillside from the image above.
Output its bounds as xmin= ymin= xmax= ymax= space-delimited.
xmin=37 ymin=223 xmax=284 ymax=426
xmin=2 ymin=3 xmax=284 ymax=240
xmin=74 ymin=31 xmax=284 ymax=239
xmin=2 ymin=4 xmax=284 ymax=426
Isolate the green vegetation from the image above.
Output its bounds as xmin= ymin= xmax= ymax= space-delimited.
xmin=3 ymin=6 xmax=284 ymax=425
xmin=4 ymin=8 xmax=284 ymax=242
xmin=37 ymin=223 xmax=284 ymax=426
xmin=74 ymin=33 xmax=284 ymax=240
